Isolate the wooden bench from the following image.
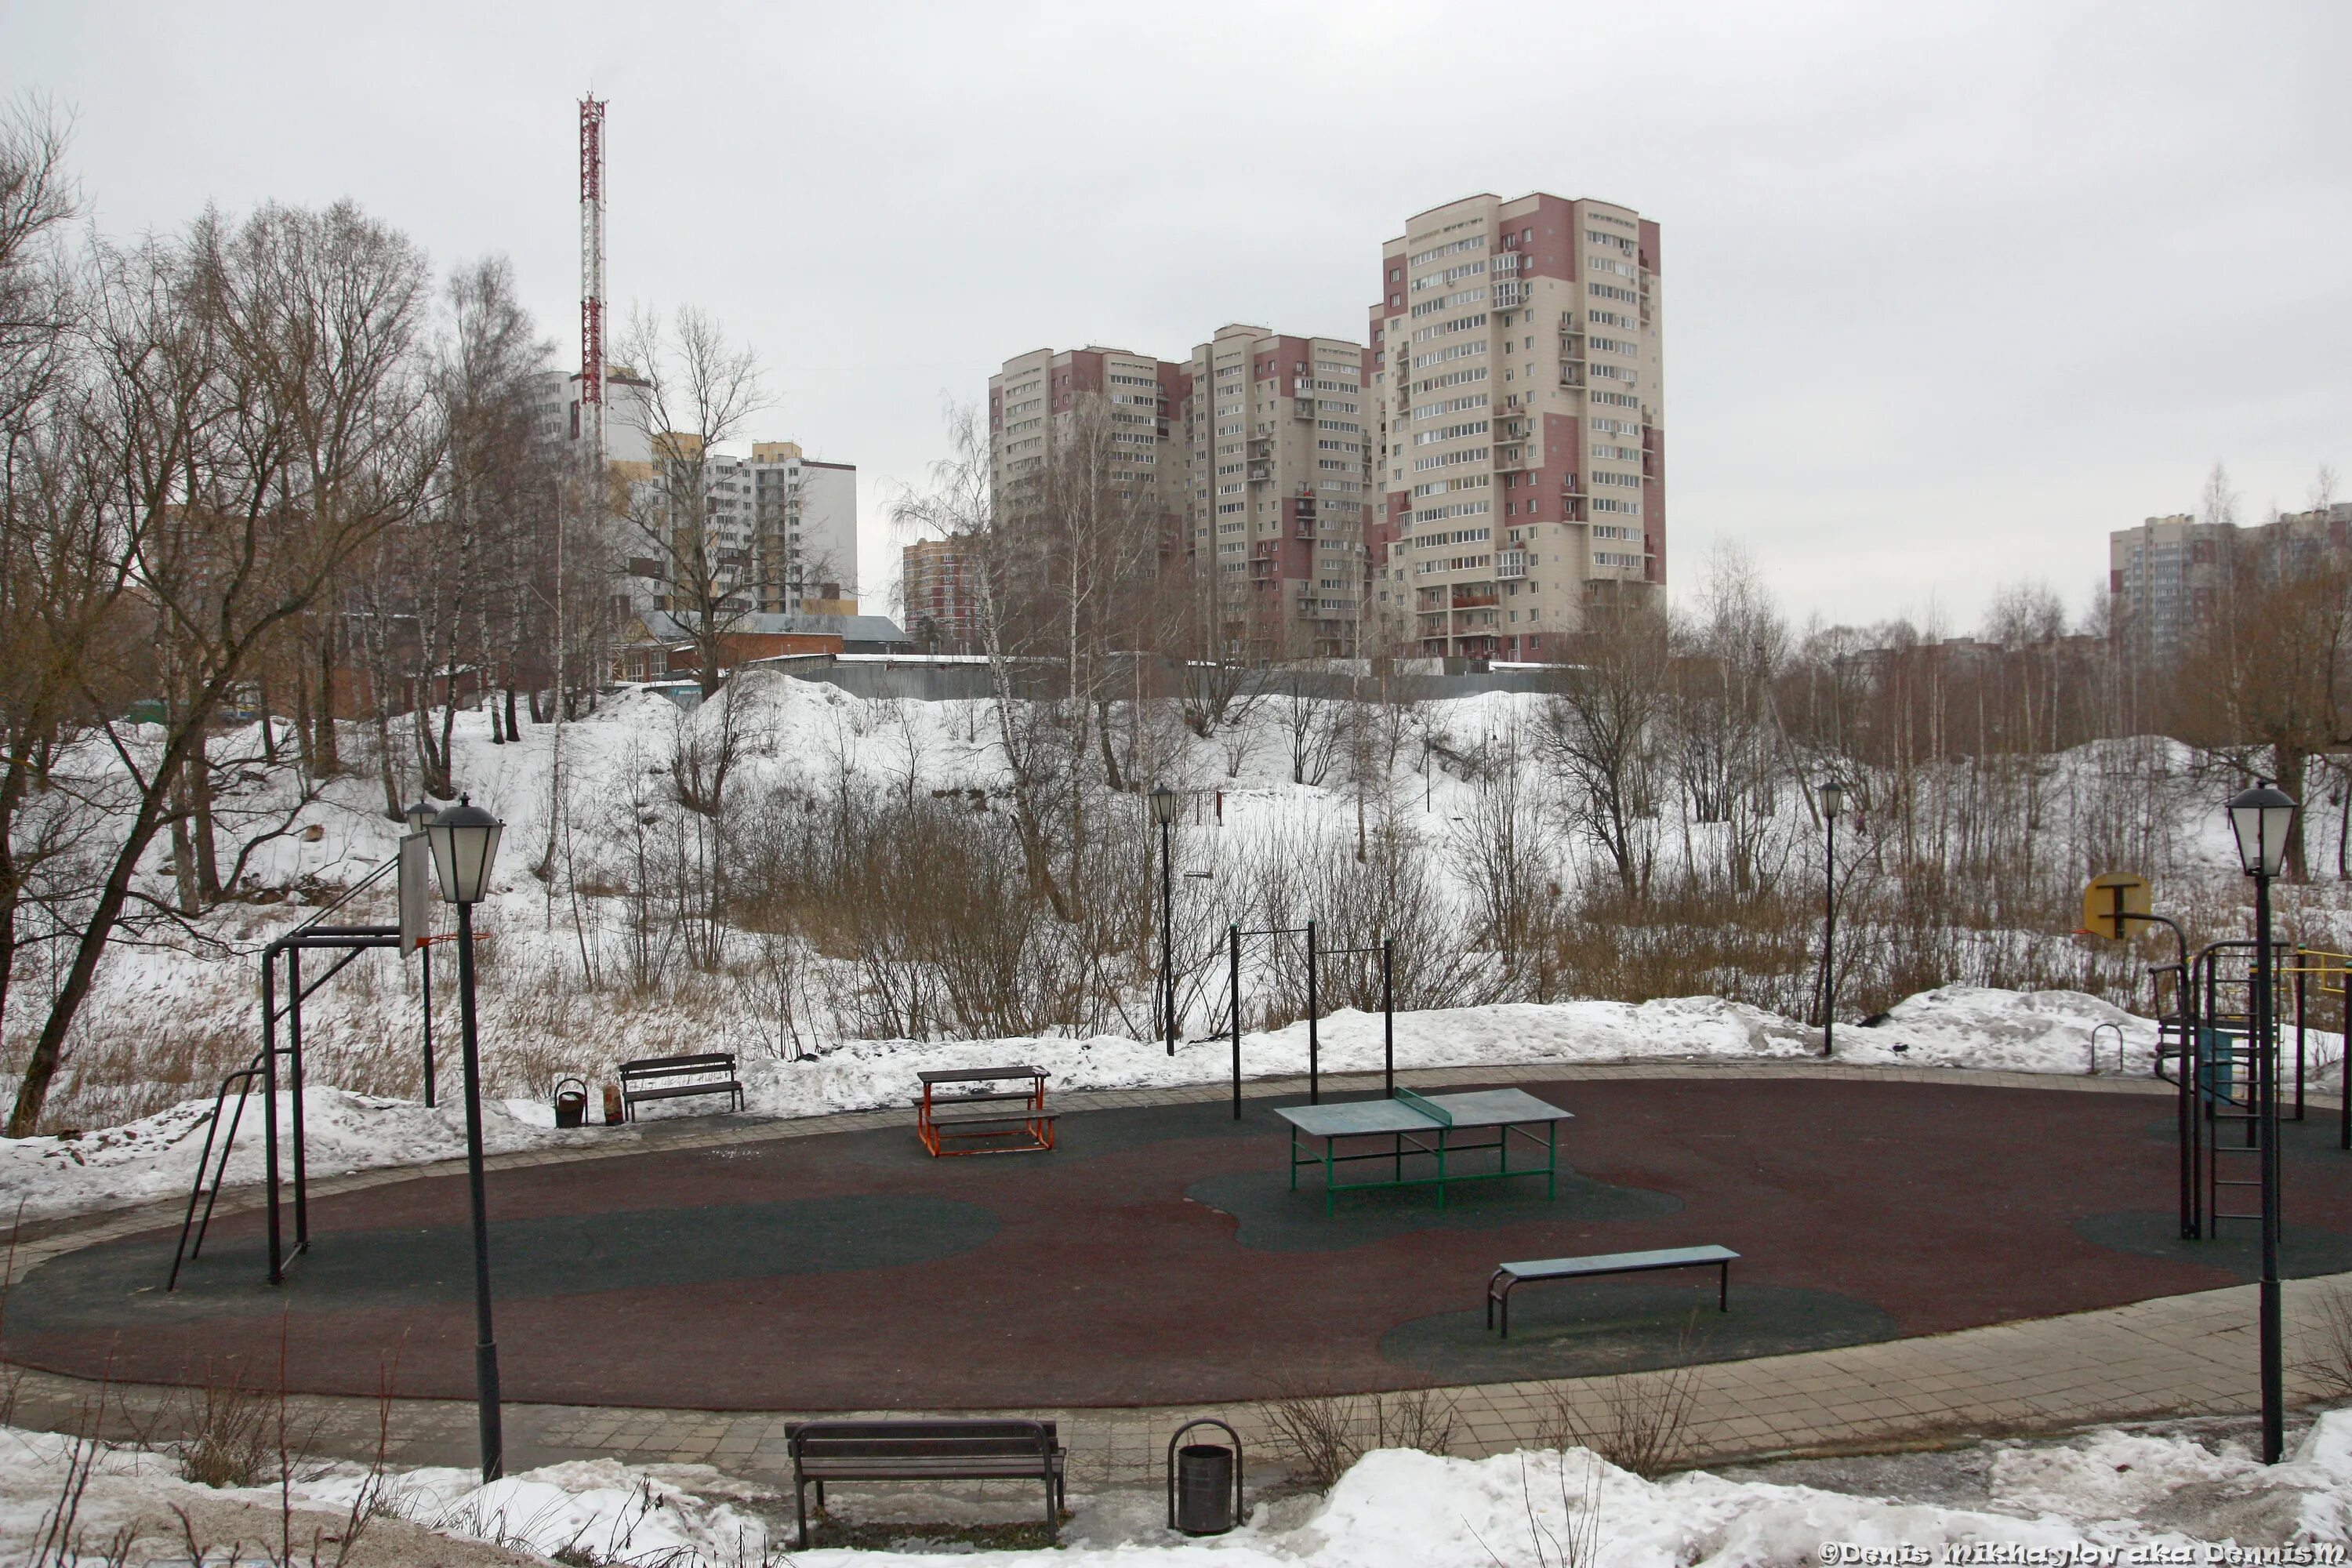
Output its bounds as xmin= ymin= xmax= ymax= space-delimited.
xmin=616 ymin=1053 xmax=743 ymax=1122
xmin=786 ymin=1418 xmax=1065 ymax=1548
xmin=1486 ymin=1244 xmax=1739 ymax=1338
xmin=917 ymin=1065 xmax=1058 ymax=1156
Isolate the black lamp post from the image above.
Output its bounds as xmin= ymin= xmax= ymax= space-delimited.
xmin=1816 ymin=778 xmax=1844 ymax=1058
xmin=2227 ymin=777 xmax=2296 ymax=1465
xmin=1152 ymin=786 xmax=1179 ymax=1056
xmin=426 ymin=794 xmax=506 ymax=1483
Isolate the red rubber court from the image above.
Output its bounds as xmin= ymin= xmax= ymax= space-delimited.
xmin=8 ymin=1076 xmax=2351 ymax=1410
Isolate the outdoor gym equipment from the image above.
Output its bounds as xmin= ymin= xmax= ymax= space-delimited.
xmin=167 ymin=834 xmax=439 ymax=1290
xmin=1211 ymin=922 xmax=1396 ymax=1119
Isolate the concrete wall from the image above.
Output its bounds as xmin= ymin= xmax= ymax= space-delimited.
xmin=764 ymin=655 xmax=1576 ymax=705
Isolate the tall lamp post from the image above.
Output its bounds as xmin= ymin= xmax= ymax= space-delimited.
xmin=1152 ymin=786 xmax=1179 ymax=1056
xmin=426 ymin=795 xmax=506 ymax=1483
xmin=2227 ymin=778 xmax=2296 ymax=1465
xmin=1816 ymin=778 xmax=1844 ymax=1058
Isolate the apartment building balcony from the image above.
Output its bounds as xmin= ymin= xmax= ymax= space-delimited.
xmin=1559 ymin=365 xmax=1584 ymax=388
xmin=1247 ymin=434 xmax=1273 ymax=456
xmin=1247 ymin=462 xmax=1273 ymax=482
xmin=1495 ymin=550 xmax=1528 ymax=581
xmin=1292 ymin=398 xmax=1315 ymax=419
xmin=1559 ymin=332 xmax=1584 ymax=360
xmin=1490 ymin=280 xmax=1527 ymax=311
xmin=1450 ymin=585 xmax=1498 ymax=610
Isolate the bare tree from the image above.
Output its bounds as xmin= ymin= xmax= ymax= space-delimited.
xmin=615 ymin=306 xmax=767 ymax=698
xmin=6 ymin=198 xmax=437 ymax=1136
xmin=1536 ymin=596 xmax=1668 ymax=898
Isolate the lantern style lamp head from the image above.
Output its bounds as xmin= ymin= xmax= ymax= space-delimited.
xmin=426 ymin=796 xmax=503 ymax=906
xmin=2227 ymin=779 xmax=2297 ymax=879
xmin=1150 ymin=785 xmax=1180 ymax=828
xmin=402 ymin=798 xmax=435 ymax=837
xmin=1817 ymin=778 xmax=1845 ymax=820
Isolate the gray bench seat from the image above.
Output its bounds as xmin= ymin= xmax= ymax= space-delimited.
xmin=1486 ymin=1244 xmax=1738 ymax=1338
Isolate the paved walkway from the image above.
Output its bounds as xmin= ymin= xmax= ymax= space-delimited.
xmin=5 ymin=1060 xmax=2348 ymax=1488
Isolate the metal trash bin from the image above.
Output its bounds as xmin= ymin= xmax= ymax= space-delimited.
xmin=1167 ymin=1418 xmax=1243 ymax=1536
xmin=553 ymin=1077 xmax=588 ymax=1129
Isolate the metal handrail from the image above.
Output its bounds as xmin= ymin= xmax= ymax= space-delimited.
xmin=2089 ymin=1022 xmax=2125 ymax=1076
xmin=165 ymin=1048 xmax=269 ymax=1290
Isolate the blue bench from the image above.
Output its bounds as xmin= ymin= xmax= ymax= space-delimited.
xmin=1486 ymin=1244 xmax=1739 ymax=1338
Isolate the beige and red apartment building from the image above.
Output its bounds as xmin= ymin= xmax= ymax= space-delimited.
xmin=989 ymin=344 xmax=1189 ymax=539
xmin=988 ymin=331 xmax=1370 ymax=659
xmin=1365 ymin=192 xmax=1664 ymax=660
xmin=900 ymin=535 xmax=983 ymax=652
xmin=1182 ymin=324 xmax=1371 ymax=658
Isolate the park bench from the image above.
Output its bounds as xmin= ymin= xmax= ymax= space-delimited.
xmin=616 ymin=1052 xmax=743 ymax=1122
xmin=917 ymin=1065 xmax=1058 ymax=1156
xmin=786 ymin=1418 xmax=1065 ymax=1548
xmin=1486 ymin=1244 xmax=1739 ymax=1338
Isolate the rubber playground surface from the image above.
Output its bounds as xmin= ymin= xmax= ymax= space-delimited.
xmin=9 ymin=1077 xmax=2352 ymax=1410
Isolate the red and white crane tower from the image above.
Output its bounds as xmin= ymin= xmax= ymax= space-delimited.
xmin=579 ymin=93 xmax=608 ymax=460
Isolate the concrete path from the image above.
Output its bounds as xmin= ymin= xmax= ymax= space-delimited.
xmin=5 ymin=1060 xmax=2347 ymax=1489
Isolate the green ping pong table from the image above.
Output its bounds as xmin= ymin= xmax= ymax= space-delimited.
xmin=1274 ymin=1087 xmax=1573 ymax=1215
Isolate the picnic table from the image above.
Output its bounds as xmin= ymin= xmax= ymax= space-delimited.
xmin=917 ymin=1065 xmax=1058 ymax=1156
xmin=1275 ymin=1087 xmax=1573 ymax=1214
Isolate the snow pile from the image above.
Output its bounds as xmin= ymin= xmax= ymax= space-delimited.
xmin=11 ymin=1414 xmax=2350 ymax=1566
xmin=760 ymin=993 xmax=1820 ymax=1122
xmin=0 ymin=1087 xmax=578 ymax=1224
xmin=1838 ymin=986 xmax=2164 ymax=1074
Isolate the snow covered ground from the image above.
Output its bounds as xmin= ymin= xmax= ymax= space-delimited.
xmin=4 ymin=982 xmax=2308 ymax=1225
xmin=4 ymin=1411 xmax=2349 ymax=1565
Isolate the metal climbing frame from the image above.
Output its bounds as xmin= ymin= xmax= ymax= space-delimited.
xmin=2189 ymin=939 xmax=2301 ymax=1240
xmin=1211 ymin=924 xmax=1396 ymax=1120
xmin=166 ymin=854 xmax=428 ymax=1290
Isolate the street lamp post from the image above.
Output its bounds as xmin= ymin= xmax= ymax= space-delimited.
xmin=425 ymin=795 xmax=506 ymax=1483
xmin=1816 ymin=779 xmax=1844 ymax=1058
xmin=2227 ymin=779 xmax=2296 ymax=1465
xmin=1152 ymin=786 xmax=1179 ymax=1056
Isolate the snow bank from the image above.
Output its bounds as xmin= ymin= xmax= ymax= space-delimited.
xmin=14 ymin=1412 xmax=2336 ymax=1566
xmin=5 ymin=1411 xmax=2351 ymax=1563
xmin=2 ymin=984 xmax=2259 ymax=1225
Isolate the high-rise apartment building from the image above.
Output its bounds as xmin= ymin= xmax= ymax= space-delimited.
xmin=987 ymin=332 xmax=1369 ymax=658
xmin=1183 ymin=325 xmax=1371 ymax=658
xmin=1366 ymin=193 xmax=1664 ymax=659
xmin=901 ymin=535 xmax=983 ymax=652
xmin=617 ymin=435 xmax=858 ymax=620
xmin=533 ymin=368 xmax=858 ymax=619
xmin=989 ymin=344 xmax=1189 ymax=539
xmin=2110 ymin=503 xmax=2352 ymax=660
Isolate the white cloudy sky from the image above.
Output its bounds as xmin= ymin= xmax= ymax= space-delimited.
xmin=5 ymin=0 xmax=2347 ymax=633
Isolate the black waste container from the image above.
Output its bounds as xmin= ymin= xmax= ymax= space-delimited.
xmin=1167 ymin=1418 xmax=1243 ymax=1537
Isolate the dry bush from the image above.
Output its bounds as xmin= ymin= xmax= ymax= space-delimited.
xmin=174 ymin=1359 xmax=285 ymax=1489
xmin=2303 ymin=1283 xmax=2352 ymax=1402
xmin=1263 ymin=1382 xmax=1459 ymax=1490
xmin=1536 ymin=1321 xmax=1707 ymax=1479
xmin=1471 ymin=1451 xmax=1606 ymax=1568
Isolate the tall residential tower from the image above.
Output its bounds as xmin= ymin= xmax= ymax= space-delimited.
xmin=1366 ymin=193 xmax=1663 ymax=659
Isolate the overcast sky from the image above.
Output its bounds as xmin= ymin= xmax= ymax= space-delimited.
xmin=6 ymin=1 xmax=2347 ymax=634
